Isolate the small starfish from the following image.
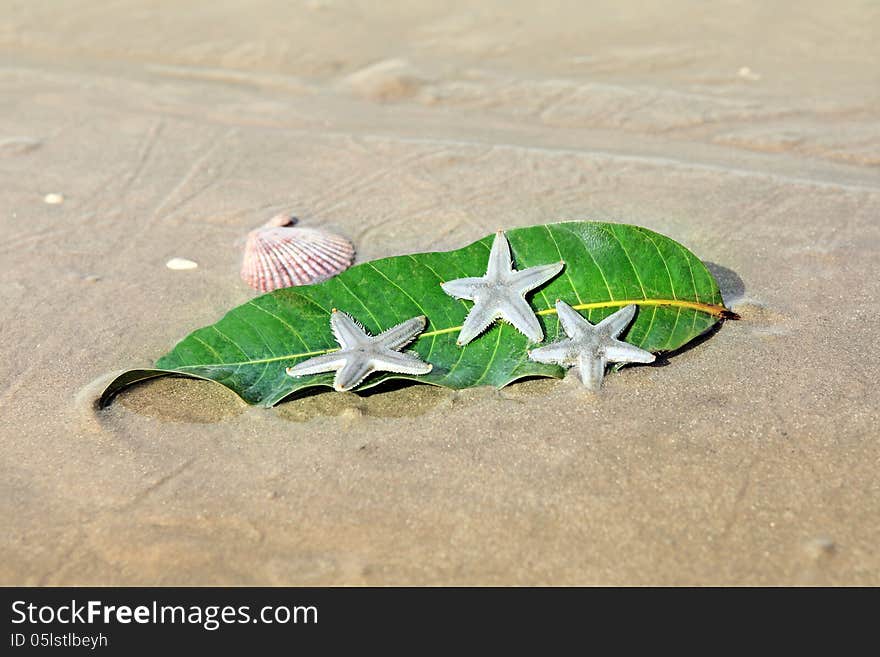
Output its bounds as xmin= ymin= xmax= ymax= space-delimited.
xmin=528 ymin=300 xmax=655 ymax=390
xmin=285 ymin=310 xmax=432 ymax=392
xmin=440 ymin=231 xmax=564 ymax=345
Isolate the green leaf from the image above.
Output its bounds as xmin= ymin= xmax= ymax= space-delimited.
xmin=101 ymin=221 xmax=736 ymax=407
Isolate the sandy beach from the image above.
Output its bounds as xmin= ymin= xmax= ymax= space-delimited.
xmin=1 ymin=1 xmax=878 ymax=585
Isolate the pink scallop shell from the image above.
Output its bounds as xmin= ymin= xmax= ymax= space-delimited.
xmin=241 ymin=220 xmax=355 ymax=292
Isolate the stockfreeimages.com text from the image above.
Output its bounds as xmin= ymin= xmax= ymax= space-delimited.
xmin=11 ymin=600 xmax=317 ymax=631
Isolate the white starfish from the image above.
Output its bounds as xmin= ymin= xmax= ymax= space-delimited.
xmin=528 ymin=300 xmax=655 ymax=390
xmin=440 ymin=231 xmax=564 ymax=346
xmin=285 ymin=310 xmax=432 ymax=392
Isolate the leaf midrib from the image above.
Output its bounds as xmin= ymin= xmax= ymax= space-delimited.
xmin=169 ymin=297 xmax=729 ymax=370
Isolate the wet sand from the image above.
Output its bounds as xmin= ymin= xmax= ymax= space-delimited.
xmin=1 ymin=1 xmax=878 ymax=585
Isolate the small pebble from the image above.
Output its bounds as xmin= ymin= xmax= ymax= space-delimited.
xmin=343 ymin=58 xmax=427 ymax=102
xmin=0 ymin=136 xmax=42 ymax=156
xmin=43 ymin=193 xmax=64 ymax=204
xmin=165 ymin=257 xmax=199 ymax=270
xmin=737 ymin=66 xmax=761 ymax=81
xmin=339 ymin=406 xmax=364 ymax=420
xmin=803 ymin=537 xmax=836 ymax=560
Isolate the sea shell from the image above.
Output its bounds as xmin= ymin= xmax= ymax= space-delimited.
xmin=241 ymin=215 xmax=355 ymax=292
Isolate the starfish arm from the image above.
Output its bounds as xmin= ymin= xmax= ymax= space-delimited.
xmin=331 ymin=310 xmax=371 ymax=347
xmin=508 ymin=261 xmax=564 ymax=292
xmin=554 ymin=299 xmax=589 ymax=338
xmin=597 ymin=303 xmax=638 ymax=338
xmin=501 ymin=294 xmax=544 ymax=343
xmin=604 ymin=340 xmax=655 ymax=364
xmin=485 ymin=231 xmax=513 ymax=280
xmin=375 ymin=315 xmax=427 ymax=350
xmin=333 ymin=357 xmax=377 ymax=391
xmin=577 ymin=353 xmax=607 ymax=391
xmin=372 ymin=350 xmax=433 ymax=376
xmin=527 ymin=341 xmax=573 ymax=366
xmin=286 ymin=352 xmax=348 ymax=377
xmin=440 ymin=277 xmax=484 ymax=301
xmin=456 ymin=299 xmax=500 ymax=346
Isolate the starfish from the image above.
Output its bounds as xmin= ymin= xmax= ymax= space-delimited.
xmin=285 ymin=309 xmax=432 ymax=392
xmin=440 ymin=231 xmax=564 ymax=345
xmin=528 ymin=300 xmax=655 ymax=390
